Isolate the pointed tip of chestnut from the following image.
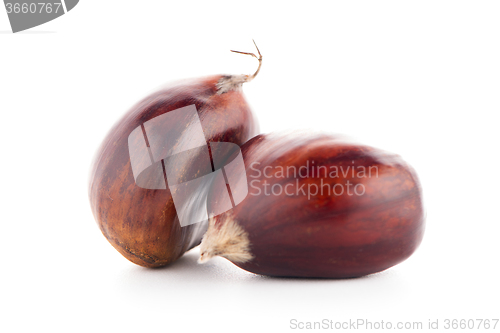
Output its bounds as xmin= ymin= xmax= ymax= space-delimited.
xmin=199 ymin=216 xmax=254 ymax=264
xmin=197 ymin=252 xmax=212 ymax=264
xmin=217 ymin=41 xmax=263 ymax=95
xmin=216 ymin=75 xmax=249 ymax=94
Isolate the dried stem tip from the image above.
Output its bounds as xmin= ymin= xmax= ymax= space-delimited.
xmin=216 ymin=40 xmax=263 ymax=94
xmin=198 ymin=215 xmax=254 ymax=264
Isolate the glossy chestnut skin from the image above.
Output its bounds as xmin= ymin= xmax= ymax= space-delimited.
xmin=89 ymin=76 xmax=259 ymax=267
xmin=201 ymin=133 xmax=425 ymax=278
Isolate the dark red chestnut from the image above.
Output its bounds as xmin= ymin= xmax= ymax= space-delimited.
xmin=88 ymin=44 xmax=262 ymax=267
xmin=199 ymin=132 xmax=425 ymax=278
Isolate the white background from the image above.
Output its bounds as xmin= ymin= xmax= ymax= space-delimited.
xmin=1 ymin=1 xmax=499 ymax=332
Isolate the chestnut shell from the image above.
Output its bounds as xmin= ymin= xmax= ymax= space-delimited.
xmin=206 ymin=133 xmax=425 ymax=278
xmin=89 ymin=76 xmax=259 ymax=267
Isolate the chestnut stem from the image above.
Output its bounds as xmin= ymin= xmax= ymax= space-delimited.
xmin=215 ymin=41 xmax=262 ymax=94
xmin=230 ymin=39 xmax=262 ymax=82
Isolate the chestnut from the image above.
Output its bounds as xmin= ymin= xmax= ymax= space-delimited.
xmin=199 ymin=132 xmax=425 ymax=278
xmin=88 ymin=44 xmax=262 ymax=267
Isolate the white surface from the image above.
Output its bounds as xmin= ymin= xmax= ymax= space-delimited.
xmin=1 ymin=1 xmax=499 ymax=332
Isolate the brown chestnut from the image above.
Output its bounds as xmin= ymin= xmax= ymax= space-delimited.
xmin=88 ymin=44 xmax=262 ymax=267
xmin=199 ymin=132 xmax=425 ymax=278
